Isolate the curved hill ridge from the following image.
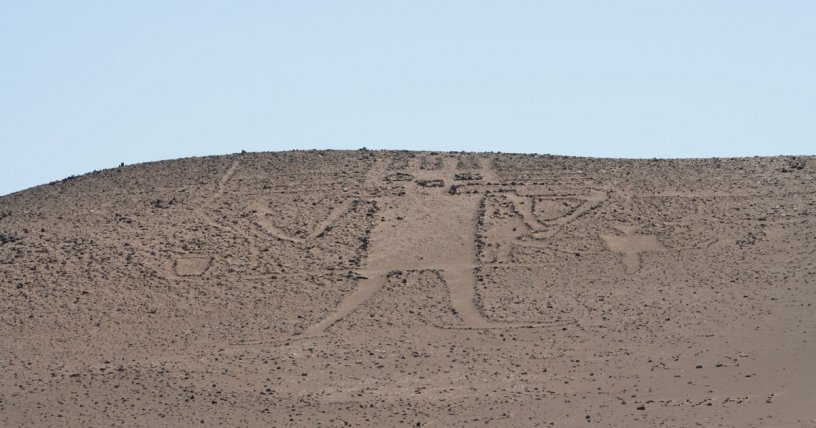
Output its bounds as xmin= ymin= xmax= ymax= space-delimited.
xmin=1 ymin=151 xmax=814 ymax=426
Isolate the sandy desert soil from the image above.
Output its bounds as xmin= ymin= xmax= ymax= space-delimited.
xmin=1 ymin=150 xmax=814 ymax=427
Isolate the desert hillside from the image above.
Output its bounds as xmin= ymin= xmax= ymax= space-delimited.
xmin=1 ymin=151 xmax=814 ymax=427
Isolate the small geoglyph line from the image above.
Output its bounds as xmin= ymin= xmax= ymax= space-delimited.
xmin=216 ymin=160 xmax=240 ymax=197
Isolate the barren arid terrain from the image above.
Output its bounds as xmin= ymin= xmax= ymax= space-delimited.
xmin=1 ymin=151 xmax=814 ymax=427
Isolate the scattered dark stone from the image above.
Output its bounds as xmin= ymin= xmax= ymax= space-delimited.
xmin=385 ymin=173 xmax=414 ymax=182
xmin=420 ymin=157 xmax=444 ymax=170
xmin=636 ymin=405 xmax=645 ymax=411
xmin=782 ymin=157 xmax=806 ymax=172
xmin=417 ymin=179 xmax=445 ymax=188
xmin=454 ymin=172 xmax=483 ymax=181
xmin=737 ymin=234 xmax=758 ymax=246
xmin=346 ymin=270 xmax=368 ymax=280
xmin=316 ymin=225 xmax=333 ymax=238
xmin=151 ymin=198 xmax=176 ymax=209
xmin=0 ymin=233 xmax=19 ymax=245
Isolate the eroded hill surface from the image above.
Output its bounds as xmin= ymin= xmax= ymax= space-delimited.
xmin=1 ymin=151 xmax=814 ymax=427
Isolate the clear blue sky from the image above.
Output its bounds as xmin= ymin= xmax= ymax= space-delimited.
xmin=1 ymin=1 xmax=814 ymax=196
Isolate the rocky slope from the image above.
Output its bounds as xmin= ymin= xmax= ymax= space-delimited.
xmin=1 ymin=151 xmax=814 ymax=426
